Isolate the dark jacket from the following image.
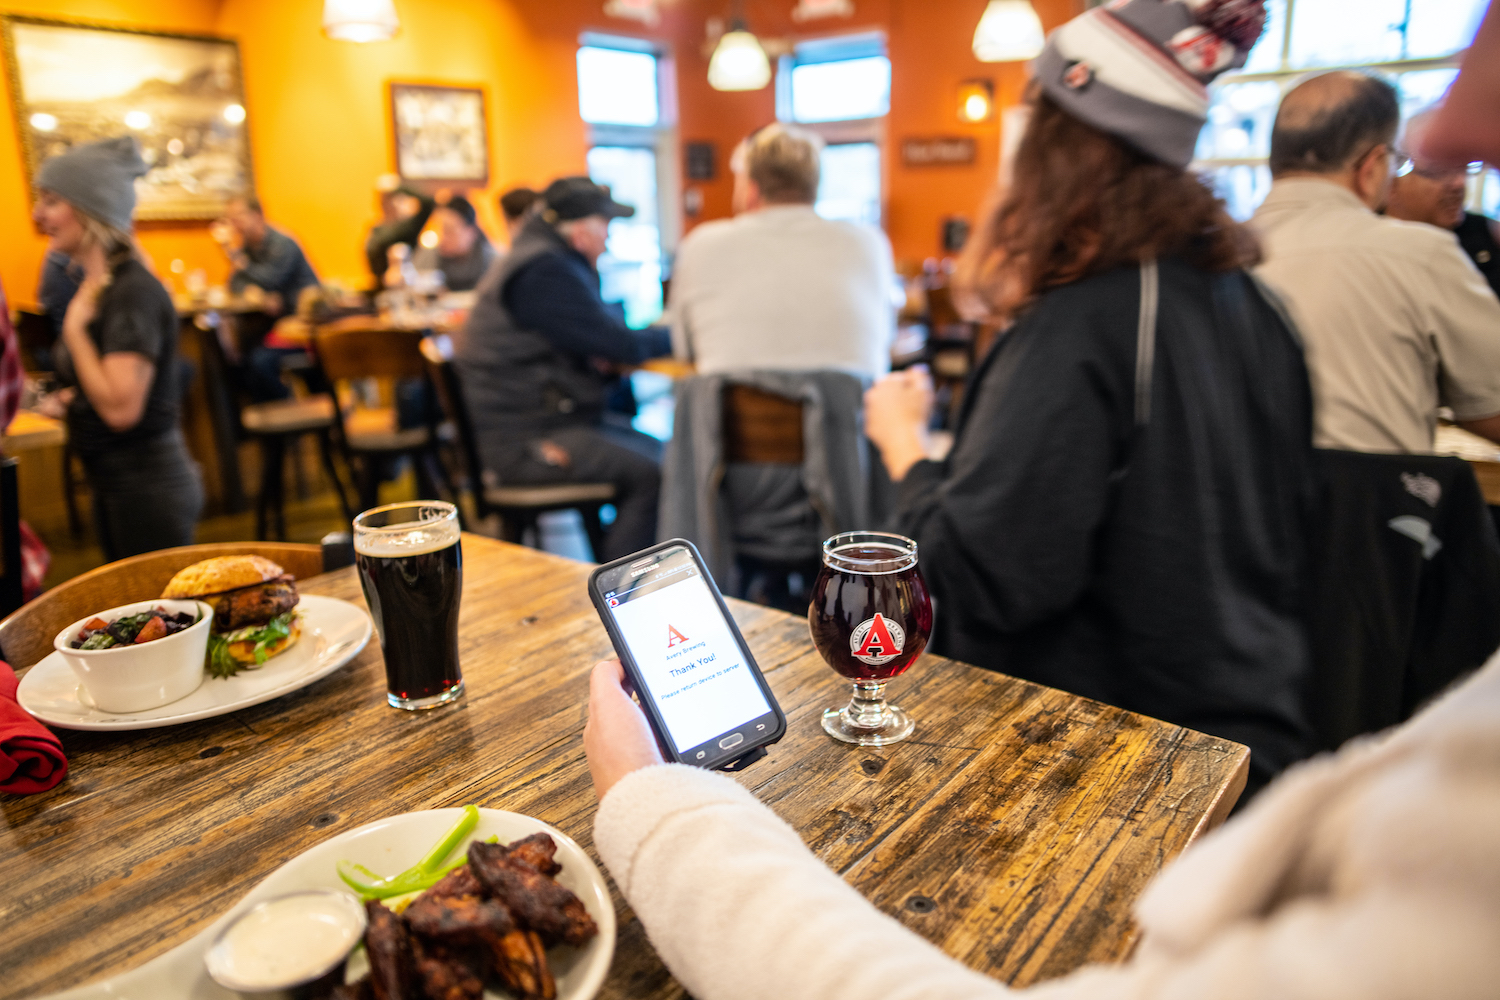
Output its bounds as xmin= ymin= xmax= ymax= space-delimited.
xmin=455 ymin=215 xmax=668 ymax=447
xmin=365 ymin=192 xmax=435 ymax=286
xmin=1306 ymin=449 xmax=1500 ymax=752
xmin=894 ymin=259 xmax=1318 ymax=791
xmin=229 ymin=226 xmax=320 ymax=312
xmin=1456 ymin=212 xmax=1500 ymax=301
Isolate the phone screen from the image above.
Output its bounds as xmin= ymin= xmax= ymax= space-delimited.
xmin=602 ymin=547 xmax=774 ymax=756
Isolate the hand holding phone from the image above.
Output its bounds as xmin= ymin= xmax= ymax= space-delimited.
xmin=584 ymin=658 xmax=666 ymax=799
xmin=589 ymin=540 xmax=787 ymax=770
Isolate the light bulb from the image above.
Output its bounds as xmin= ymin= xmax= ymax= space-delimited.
xmin=323 ymin=0 xmax=400 ymax=42
xmin=708 ymin=30 xmax=772 ymax=91
xmin=972 ymin=0 xmax=1045 ymax=63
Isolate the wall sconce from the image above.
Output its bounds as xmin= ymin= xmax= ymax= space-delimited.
xmin=323 ymin=0 xmax=400 ymax=42
xmin=957 ymin=79 xmax=995 ymax=123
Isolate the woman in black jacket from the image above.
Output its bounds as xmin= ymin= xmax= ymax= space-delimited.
xmin=866 ymin=6 xmax=1315 ymax=796
xmin=32 ymin=137 xmax=203 ymax=560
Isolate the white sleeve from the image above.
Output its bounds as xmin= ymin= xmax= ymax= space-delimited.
xmin=1423 ymin=235 xmax=1500 ymax=421
xmin=594 ymin=764 xmax=1012 ymax=1000
xmin=668 ymin=237 xmax=697 ymax=363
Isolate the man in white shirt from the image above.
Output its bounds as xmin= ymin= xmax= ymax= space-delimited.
xmin=1251 ymin=71 xmax=1500 ymax=453
xmin=669 ymin=124 xmax=897 ymax=379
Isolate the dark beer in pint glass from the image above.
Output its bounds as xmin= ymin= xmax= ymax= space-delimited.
xmin=353 ymin=501 xmax=463 ymax=710
xmin=808 ymin=532 xmax=932 ymax=745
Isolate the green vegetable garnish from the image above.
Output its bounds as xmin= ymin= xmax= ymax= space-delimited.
xmin=205 ymin=611 xmax=298 ymax=679
xmin=336 ymin=806 xmax=492 ymax=900
xmin=81 ymin=632 xmax=119 ymax=650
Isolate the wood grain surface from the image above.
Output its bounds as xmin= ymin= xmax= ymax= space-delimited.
xmin=0 ymin=536 xmax=1247 ymax=998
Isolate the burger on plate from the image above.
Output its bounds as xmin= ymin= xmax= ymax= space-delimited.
xmin=162 ymin=556 xmax=301 ymax=677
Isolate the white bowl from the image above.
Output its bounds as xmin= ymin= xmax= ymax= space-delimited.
xmin=53 ymin=600 xmax=214 ymax=713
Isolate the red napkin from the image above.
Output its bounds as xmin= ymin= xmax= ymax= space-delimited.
xmin=0 ymin=661 xmax=67 ymax=794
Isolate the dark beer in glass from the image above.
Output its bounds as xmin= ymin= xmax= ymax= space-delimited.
xmin=353 ymin=501 xmax=464 ymax=710
xmin=808 ymin=531 xmax=932 ymax=745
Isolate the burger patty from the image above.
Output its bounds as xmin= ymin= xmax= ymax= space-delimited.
xmin=209 ymin=576 xmax=300 ymax=631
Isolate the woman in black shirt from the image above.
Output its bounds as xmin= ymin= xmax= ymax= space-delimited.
xmin=32 ymin=137 xmax=203 ymax=560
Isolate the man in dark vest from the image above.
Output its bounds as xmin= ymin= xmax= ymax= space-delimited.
xmin=456 ymin=177 xmax=670 ymax=560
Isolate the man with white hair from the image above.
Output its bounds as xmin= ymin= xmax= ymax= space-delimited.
xmin=668 ymin=124 xmax=897 ymax=379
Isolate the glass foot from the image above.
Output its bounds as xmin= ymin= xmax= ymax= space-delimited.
xmin=387 ymin=680 xmax=465 ymax=711
xmin=821 ymin=701 xmax=914 ymax=746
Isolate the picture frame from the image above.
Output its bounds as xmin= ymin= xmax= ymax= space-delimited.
xmin=2 ymin=14 xmax=254 ymax=222
xmin=389 ymin=82 xmax=489 ymax=188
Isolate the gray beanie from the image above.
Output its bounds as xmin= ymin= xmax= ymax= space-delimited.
xmin=35 ymin=136 xmax=149 ymax=232
xmin=1034 ymin=0 xmax=1267 ymax=168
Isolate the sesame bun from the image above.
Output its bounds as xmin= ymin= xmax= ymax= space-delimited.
xmin=162 ymin=556 xmax=286 ymax=599
xmin=224 ymin=619 xmax=301 ymax=666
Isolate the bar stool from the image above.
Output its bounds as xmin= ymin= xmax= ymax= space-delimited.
xmin=240 ymin=395 xmax=352 ymax=540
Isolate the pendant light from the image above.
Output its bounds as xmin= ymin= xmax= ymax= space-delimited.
xmin=323 ymin=0 xmax=400 ymax=43
xmin=971 ymin=0 xmax=1045 ymax=62
xmin=708 ymin=1 xmax=772 ymax=91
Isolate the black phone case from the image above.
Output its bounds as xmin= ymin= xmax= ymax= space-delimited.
xmin=588 ymin=538 xmax=788 ymax=770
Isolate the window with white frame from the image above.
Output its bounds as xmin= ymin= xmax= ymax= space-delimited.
xmin=577 ymin=36 xmax=678 ymax=328
xmin=777 ymin=33 xmax=889 ymax=227
xmin=1192 ymin=0 xmax=1491 ymax=220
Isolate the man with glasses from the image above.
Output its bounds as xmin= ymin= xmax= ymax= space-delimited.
xmin=1251 ymin=71 xmax=1500 ymax=452
xmin=1386 ymin=107 xmax=1500 ymax=301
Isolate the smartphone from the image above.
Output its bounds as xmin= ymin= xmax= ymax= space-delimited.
xmin=589 ymin=539 xmax=787 ymax=769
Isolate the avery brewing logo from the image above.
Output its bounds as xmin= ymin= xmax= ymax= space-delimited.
xmin=849 ymin=613 xmax=905 ymax=665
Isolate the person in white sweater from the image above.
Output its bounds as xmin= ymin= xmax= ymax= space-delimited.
xmin=585 ymin=647 xmax=1500 ymax=1000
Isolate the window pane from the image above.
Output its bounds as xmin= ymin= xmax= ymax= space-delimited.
xmin=1396 ymin=68 xmax=1459 ymax=121
xmin=1479 ymin=168 xmax=1500 ymax=219
xmin=790 ymin=56 xmax=891 ymax=123
xmin=1406 ymin=0 xmax=1487 ymax=59
xmin=816 ymin=142 xmax=881 ymax=226
xmin=587 ymin=145 xmax=663 ymax=327
xmin=1289 ymin=0 xmax=1408 ymax=67
xmin=1241 ymin=0 xmax=1286 ymax=73
xmin=578 ymin=47 xmax=659 ymax=127
xmin=1197 ymin=80 xmax=1282 ymax=160
xmin=1202 ymin=164 xmax=1273 ymax=222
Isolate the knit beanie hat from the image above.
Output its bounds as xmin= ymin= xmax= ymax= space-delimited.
xmin=35 ymin=136 xmax=149 ymax=232
xmin=1034 ymin=0 xmax=1267 ymax=168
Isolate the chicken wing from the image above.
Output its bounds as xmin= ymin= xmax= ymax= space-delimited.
xmin=467 ymin=842 xmax=598 ymax=947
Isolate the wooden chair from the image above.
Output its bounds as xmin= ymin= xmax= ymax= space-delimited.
xmin=419 ymin=335 xmax=614 ymax=558
xmin=240 ymin=394 xmax=352 ymax=540
xmin=0 ymin=542 xmax=326 ymax=670
xmin=314 ymin=319 xmax=454 ymax=511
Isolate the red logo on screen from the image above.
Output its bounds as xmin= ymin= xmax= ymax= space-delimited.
xmin=849 ymin=613 xmax=905 ymax=665
xmin=667 ymin=625 xmax=690 ymax=648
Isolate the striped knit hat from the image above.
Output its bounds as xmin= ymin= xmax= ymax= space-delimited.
xmin=1034 ymin=0 xmax=1266 ymax=168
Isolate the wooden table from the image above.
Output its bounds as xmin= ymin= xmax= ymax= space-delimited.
xmin=0 ymin=537 xmax=1247 ymax=998
xmin=1 ymin=410 xmax=65 ymax=452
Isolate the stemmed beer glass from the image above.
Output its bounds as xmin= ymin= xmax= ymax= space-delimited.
xmin=807 ymin=532 xmax=932 ymax=745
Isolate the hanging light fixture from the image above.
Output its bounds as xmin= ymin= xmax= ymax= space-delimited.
xmin=323 ymin=0 xmax=400 ymax=43
xmin=708 ymin=1 xmax=772 ymax=91
xmin=971 ymin=0 xmax=1045 ymax=62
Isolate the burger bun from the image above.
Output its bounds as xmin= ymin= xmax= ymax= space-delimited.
xmin=223 ymin=619 xmax=301 ymax=666
xmin=163 ymin=556 xmax=286 ymax=600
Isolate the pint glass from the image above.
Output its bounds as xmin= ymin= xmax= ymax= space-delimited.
xmin=353 ymin=501 xmax=464 ymax=710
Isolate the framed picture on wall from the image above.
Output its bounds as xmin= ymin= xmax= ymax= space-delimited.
xmin=389 ymin=83 xmax=489 ymax=188
xmin=2 ymin=15 xmax=253 ymax=221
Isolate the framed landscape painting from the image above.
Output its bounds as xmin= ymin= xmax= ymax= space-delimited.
xmin=389 ymin=83 xmax=489 ymax=187
xmin=2 ymin=15 xmax=254 ymax=221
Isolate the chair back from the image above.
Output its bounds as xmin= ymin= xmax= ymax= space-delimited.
xmin=12 ymin=308 xmax=54 ymax=373
xmin=723 ymin=385 xmax=804 ymax=464
xmin=0 ymin=542 xmax=325 ymax=670
xmin=314 ymin=321 xmax=427 ymax=383
xmin=420 ymin=335 xmax=491 ymax=517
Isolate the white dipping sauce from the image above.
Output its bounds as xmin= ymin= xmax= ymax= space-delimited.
xmin=208 ymin=892 xmax=364 ymax=988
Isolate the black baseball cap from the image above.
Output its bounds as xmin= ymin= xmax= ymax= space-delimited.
xmin=542 ymin=177 xmax=635 ymax=222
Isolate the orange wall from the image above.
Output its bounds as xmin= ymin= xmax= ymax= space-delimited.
xmin=665 ymin=0 xmax=1079 ymax=268
xmin=0 ymin=0 xmax=1079 ymax=301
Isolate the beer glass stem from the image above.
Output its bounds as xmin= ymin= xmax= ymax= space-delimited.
xmin=848 ymin=680 xmax=893 ymax=730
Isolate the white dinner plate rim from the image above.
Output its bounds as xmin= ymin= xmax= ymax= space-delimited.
xmin=17 ymin=594 xmax=371 ymax=731
xmin=36 ymin=807 xmax=617 ymax=1000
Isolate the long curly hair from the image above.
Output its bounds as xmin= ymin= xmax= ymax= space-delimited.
xmin=954 ymin=90 xmax=1260 ymax=323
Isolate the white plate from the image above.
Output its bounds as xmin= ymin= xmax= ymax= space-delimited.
xmin=40 ymin=808 xmax=617 ymax=1000
xmin=18 ymin=595 xmax=371 ymax=731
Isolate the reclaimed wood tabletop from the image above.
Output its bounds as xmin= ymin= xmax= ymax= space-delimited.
xmin=0 ymin=535 xmax=1247 ymax=998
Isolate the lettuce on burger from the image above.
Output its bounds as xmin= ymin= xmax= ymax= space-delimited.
xmin=162 ymin=556 xmax=302 ymax=678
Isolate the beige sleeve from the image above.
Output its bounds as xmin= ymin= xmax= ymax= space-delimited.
xmin=1424 ymin=236 xmax=1500 ymax=420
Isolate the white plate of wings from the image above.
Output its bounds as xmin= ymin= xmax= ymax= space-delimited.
xmin=17 ymin=595 xmax=372 ymax=731
xmin=39 ymin=808 xmax=617 ymax=1000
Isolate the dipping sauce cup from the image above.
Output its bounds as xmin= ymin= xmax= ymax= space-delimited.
xmin=204 ymin=889 xmax=367 ymax=1000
